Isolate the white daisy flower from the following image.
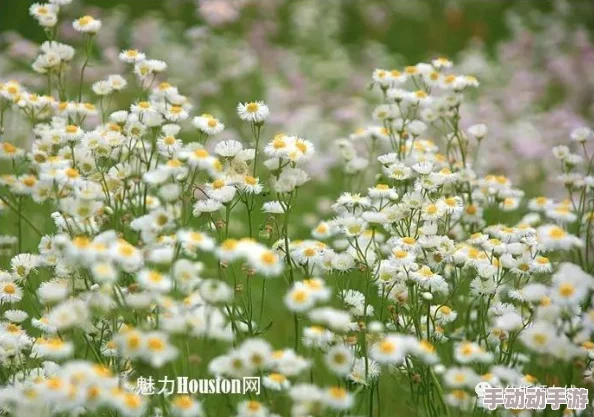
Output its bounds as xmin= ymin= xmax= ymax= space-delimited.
xmin=72 ymin=15 xmax=102 ymax=33
xmin=119 ymin=49 xmax=146 ymax=63
xmin=237 ymin=101 xmax=270 ymax=123
xmin=214 ymin=140 xmax=243 ymax=158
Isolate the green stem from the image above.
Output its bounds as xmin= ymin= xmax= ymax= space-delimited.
xmin=0 ymin=194 xmax=43 ymax=237
xmin=78 ymin=36 xmax=93 ymax=102
xmin=293 ymin=313 xmax=299 ymax=352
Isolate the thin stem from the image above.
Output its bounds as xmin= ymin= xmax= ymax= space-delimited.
xmin=257 ymin=279 xmax=266 ymax=332
xmin=251 ymin=123 xmax=261 ymax=177
xmin=17 ymin=197 xmax=22 ymax=253
xmin=293 ymin=313 xmax=299 ymax=352
xmin=0 ymin=194 xmax=43 ymax=237
xmin=78 ymin=36 xmax=94 ymax=102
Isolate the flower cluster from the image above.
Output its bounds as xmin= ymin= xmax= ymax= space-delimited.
xmin=0 ymin=2 xmax=593 ymax=417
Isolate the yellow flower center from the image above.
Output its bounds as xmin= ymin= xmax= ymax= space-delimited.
xmin=454 ymin=374 xmax=466 ymax=383
xmin=127 ymin=335 xmax=141 ymax=349
xmin=188 ymin=232 xmax=203 ymax=242
xmin=78 ymin=16 xmax=93 ymax=26
xmin=65 ymin=168 xmax=79 ymax=179
xmin=212 ymin=179 xmax=225 ymax=189
xmin=305 ymin=279 xmax=323 ymax=292
xmin=548 ymin=227 xmax=566 ymax=239
xmin=167 ymin=159 xmax=182 ymax=168
xmin=119 ymin=244 xmax=135 ymax=257
xmin=328 ymin=386 xmax=347 ymax=399
xmin=47 ymin=338 xmax=65 ymax=349
xmin=292 ymin=290 xmax=308 ymax=303
xmin=147 ymin=337 xmax=165 ymax=351
xmin=46 ymin=377 xmax=63 ymax=390
xmin=260 ymin=251 xmax=277 ymax=265
xmin=123 ymin=393 xmax=142 ymax=409
xmin=420 ymin=340 xmax=435 ymax=353
xmin=452 ymin=390 xmax=466 ymax=400
xmin=303 ymin=248 xmax=316 ymax=257
xmin=533 ymin=334 xmax=548 ymax=345
xmin=296 ymin=141 xmax=307 ymax=152
xmin=87 ymin=386 xmax=101 ymax=400
xmin=445 ymin=197 xmax=457 ymax=207
xmin=148 ymin=271 xmax=163 ymax=283
xmin=2 ymin=142 xmax=17 ymax=154
xmin=6 ymin=324 xmax=20 ymax=333
xmin=268 ymin=373 xmax=286 ymax=383
xmin=393 ymin=250 xmax=408 ymax=259
xmin=246 ymin=103 xmax=259 ymax=113
xmin=379 ymin=340 xmax=395 ymax=354
xmin=465 ymin=205 xmax=477 ymax=215
xmin=173 ymin=395 xmax=193 ymax=409
xmin=72 ymin=236 xmax=91 ymax=248
xmin=5 ymin=283 xmax=17 ymax=295
xmin=194 ymin=148 xmax=209 ymax=158
xmin=558 ymin=283 xmax=575 ymax=298
xmin=221 ymin=239 xmax=238 ymax=250
xmin=316 ymin=224 xmax=328 ymax=233
xmin=273 ymin=138 xmax=286 ymax=149
xmin=247 ymin=401 xmax=261 ymax=411
xmin=460 ymin=343 xmax=474 ymax=356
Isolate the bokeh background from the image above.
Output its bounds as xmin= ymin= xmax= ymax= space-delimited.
xmin=3 ymin=0 xmax=592 ymax=62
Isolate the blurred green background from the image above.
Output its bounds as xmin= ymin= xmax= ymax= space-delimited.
xmin=2 ymin=0 xmax=593 ymax=64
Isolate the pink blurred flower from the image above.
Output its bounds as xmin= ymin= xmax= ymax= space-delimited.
xmin=6 ymin=36 xmax=37 ymax=60
xmin=197 ymin=0 xmax=241 ymax=26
